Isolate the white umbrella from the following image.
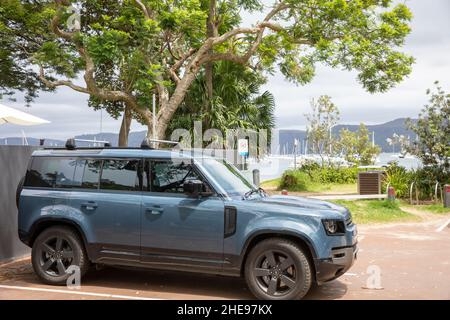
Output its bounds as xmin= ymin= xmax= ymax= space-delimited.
xmin=0 ymin=103 xmax=50 ymax=126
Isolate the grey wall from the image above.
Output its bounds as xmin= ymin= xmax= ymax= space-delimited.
xmin=0 ymin=146 xmax=37 ymax=262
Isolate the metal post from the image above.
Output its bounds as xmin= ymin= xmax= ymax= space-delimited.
xmin=444 ymin=185 xmax=450 ymax=208
xmin=252 ymin=169 xmax=260 ymax=187
xmin=152 ymin=93 xmax=156 ymax=140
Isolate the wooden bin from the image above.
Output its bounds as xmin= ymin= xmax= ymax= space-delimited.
xmin=358 ymin=171 xmax=384 ymax=195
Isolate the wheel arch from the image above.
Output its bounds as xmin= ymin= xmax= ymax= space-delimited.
xmin=27 ymin=218 xmax=90 ymax=257
xmin=240 ymin=230 xmax=318 ymax=278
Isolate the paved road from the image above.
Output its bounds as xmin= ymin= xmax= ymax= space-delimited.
xmin=1 ymin=218 xmax=449 ymax=300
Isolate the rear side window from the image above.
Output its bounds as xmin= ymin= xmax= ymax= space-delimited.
xmin=100 ymin=160 xmax=140 ymax=191
xmin=25 ymin=157 xmax=59 ymax=187
xmin=81 ymin=160 xmax=102 ymax=189
xmin=24 ymin=157 xmax=78 ymax=188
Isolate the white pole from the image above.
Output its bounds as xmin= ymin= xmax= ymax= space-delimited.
xmin=100 ymin=109 xmax=103 ymax=134
xmin=329 ymin=126 xmax=332 ymax=154
xmin=152 ymin=94 xmax=156 ymax=140
xmin=372 ymin=131 xmax=375 ymax=147
xmin=294 ymin=139 xmax=297 ymax=170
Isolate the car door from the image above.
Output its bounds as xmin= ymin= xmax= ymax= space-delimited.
xmin=68 ymin=158 xmax=142 ymax=263
xmin=140 ymin=158 xmax=225 ymax=271
xmin=20 ymin=157 xmax=75 ymax=231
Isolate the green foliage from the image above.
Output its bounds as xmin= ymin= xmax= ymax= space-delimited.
xmin=406 ymin=81 xmax=450 ymax=172
xmin=383 ymin=161 xmax=412 ymax=198
xmin=168 ymin=60 xmax=275 ymax=148
xmin=279 ymin=170 xmax=311 ymax=192
xmin=299 ymin=161 xmax=358 ymax=184
xmin=409 ymin=203 xmax=450 ymax=215
xmin=315 ymin=166 xmax=358 ymax=184
xmin=280 ymin=162 xmax=358 ymax=191
xmin=411 ymin=166 xmax=450 ymax=201
xmin=333 ymin=200 xmax=419 ymax=224
xmin=1 ymin=0 xmax=414 ymax=140
xmin=305 ymin=95 xmax=340 ymax=159
xmin=383 ymin=161 xmax=450 ymax=200
xmin=337 ymin=123 xmax=381 ymax=165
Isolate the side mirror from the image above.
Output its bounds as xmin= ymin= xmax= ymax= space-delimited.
xmin=183 ymin=180 xmax=204 ymax=196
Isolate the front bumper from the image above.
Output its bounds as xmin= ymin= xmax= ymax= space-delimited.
xmin=314 ymin=243 xmax=358 ymax=284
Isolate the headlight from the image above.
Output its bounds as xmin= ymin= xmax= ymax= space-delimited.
xmin=322 ymin=219 xmax=345 ymax=236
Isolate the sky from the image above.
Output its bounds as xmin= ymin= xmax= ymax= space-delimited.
xmin=0 ymin=0 xmax=449 ymax=140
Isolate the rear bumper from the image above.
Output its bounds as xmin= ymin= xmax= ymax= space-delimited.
xmin=314 ymin=244 xmax=358 ymax=284
xmin=18 ymin=229 xmax=31 ymax=246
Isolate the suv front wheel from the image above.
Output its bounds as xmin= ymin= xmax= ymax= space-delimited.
xmin=244 ymin=238 xmax=312 ymax=300
xmin=32 ymin=226 xmax=89 ymax=285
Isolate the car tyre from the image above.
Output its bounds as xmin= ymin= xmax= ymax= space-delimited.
xmin=244 ymin=238 xmax=312 ymax=300
xmin=32 ymin=226 xmax=89 ymax=285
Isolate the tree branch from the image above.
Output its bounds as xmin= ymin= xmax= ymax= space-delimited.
xmin=38 ymin=65 xmax=89 ymax=94
xmin=135 ymin=0 xmax=151 ymax=19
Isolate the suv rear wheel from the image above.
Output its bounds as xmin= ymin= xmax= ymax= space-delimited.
xmin=31 ymin=226 xmax=89 ymax=285
xmin=244 ymin=238 xmax=312 ymax=300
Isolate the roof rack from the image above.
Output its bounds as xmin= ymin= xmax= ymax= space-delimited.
xmin=43 ymin=137 xmax=179 ymax=150
xmin=65 ymin=138 xmax=111 ymax=150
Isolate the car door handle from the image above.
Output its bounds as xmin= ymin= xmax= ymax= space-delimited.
xmin=81 ymin=202 xmax=98 ymax=210
xmin=145 ymin=206 xmax=163 ymax=215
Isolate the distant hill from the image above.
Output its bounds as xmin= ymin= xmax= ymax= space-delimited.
xmin=0 ymin=118 xmax=416 ymax=153
xmin=276 ymin=118 xmax=417 ymax=154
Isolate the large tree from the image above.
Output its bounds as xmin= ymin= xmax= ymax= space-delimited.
xmin=1 ymin=0 xmax=414 ymax=145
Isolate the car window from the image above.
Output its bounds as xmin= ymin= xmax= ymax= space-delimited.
xmin=200 ymin=158 xmax=253 ymax=196
xmin=149 ymin=160 xmax=201 ymax=193
xmin=24 ymin=157 xmax=60 ymax=188
xmin=55 ymin=159 xmax=80 ymax=188
xmin=24 ymin=157 xmax=79 ymax=188
xmin=81 ymin=160 xmax=102 ymax=189
xmin=100 ymin=159 xmax=140 ymax=191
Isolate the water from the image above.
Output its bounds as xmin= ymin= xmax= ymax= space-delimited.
xmin=248 ymin=153 xmax=422 ymax=182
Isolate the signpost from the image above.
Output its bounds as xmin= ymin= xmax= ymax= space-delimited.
xmin=238 ymin=138 xmax=249 ymax=170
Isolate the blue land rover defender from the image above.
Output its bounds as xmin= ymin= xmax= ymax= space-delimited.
xmin=17 ymin=140 xmax=357 ymax=300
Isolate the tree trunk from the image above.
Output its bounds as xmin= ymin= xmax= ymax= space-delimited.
xmin=118 ymin=106 xmax=132 ymax=146
xmin=204 ymin=0 xmax=217 ymax=121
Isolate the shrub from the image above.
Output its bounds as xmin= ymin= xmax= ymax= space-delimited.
xmin=383 ymin=161 xmax=449 ymax=200
xmin=280 ymin=164 xmax=358 ymax=191
xmin=411 ymin=166 xmax=450 ymax=200
xmin=317 ymin=166 xmax=358 ymax=184
xmin=279 ymin=170 xmax=311 ymax=191
xmin=383 ymin=161 xmax=413 ymax=198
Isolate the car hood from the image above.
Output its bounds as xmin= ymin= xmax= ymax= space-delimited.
xmin=254 ymin=194 xmax=349 ymax=217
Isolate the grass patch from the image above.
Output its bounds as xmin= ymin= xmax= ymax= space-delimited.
xmin=260 ymin=178 xmax=281 ymax=190
xmin=305 ymin=183 xmax=357 ymax=194
xmin=261 ymin=177 xmax=356 ymax=194
xmin=401 ymin=201 xmax=450 ymax=215
xmin=332 ymin=200 xmax=421 ymax=224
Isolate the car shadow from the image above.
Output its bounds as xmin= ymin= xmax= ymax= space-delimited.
xmin=2 ymin=259 xmax=348 ymax=300
xmin=80 ymin=267 xmax=349 ymax=300
xmin=304 ymin=281 xmax=348 ymax=300
xmin=82 ymin=266 xmax=254 ymax=299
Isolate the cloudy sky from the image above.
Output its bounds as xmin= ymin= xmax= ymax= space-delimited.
xmin=1 ymin=0 xmax=449 ymax=140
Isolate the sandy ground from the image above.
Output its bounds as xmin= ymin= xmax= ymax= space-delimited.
xmin=0 ymin=217 xmax=449 ymax=300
